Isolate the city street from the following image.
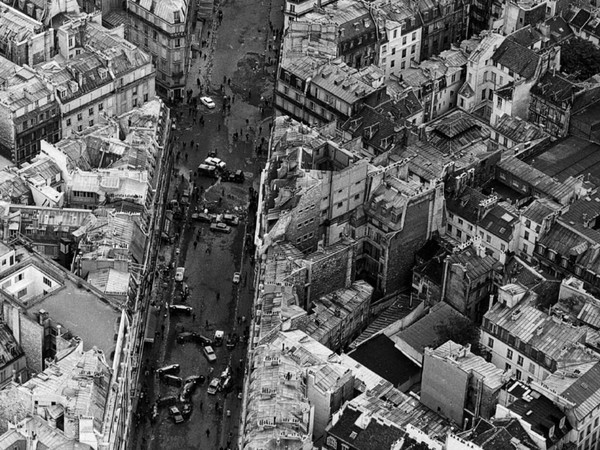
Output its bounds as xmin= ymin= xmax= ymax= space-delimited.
xmin=130 ymin=0 xmax=284 ymax=447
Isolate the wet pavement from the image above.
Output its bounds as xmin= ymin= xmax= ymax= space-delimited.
xmin=130 ymin=0 xmax=284 ymax=447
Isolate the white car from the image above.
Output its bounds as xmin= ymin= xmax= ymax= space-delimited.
xmin=203 ymin=345 xmax=217 ymax=363
xmin=232 ymin=272 xmax=240 ymax=284
xmin=175 ymin=267 xmax=185 ymax=281
xmin=207 ymin=377 xmax=220 ymax=395
xmin=204 ymin=157 xmax=226 ymax=170
xmin=200 ymin=96 xmax=215 ymax=109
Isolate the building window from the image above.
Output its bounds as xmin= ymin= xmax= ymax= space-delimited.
xmin=506 ymin=349 xmax=513 ymax=359
xmin=89 ymin=120 xmax=94 ymax=127
xmin=528 ymin=362 xmax=535 ymax=374
xmin=337 ymin=202 xmax=343 ymax=208
xmin=89 ymin=107 xmax=94 ymax=116
xmin=517 ymin=355 xmax=523 ymax=366
xmin=77 ymin=125 xmax=83 ymax=132
xmin=43 ymin=277 xmax=52 ymax=287
xmin=77 ymin=113 xmax=83 ymax=121
xmin=488 ymin=337 xmax=494 ymax=348
xmin=98 ymin=103 xmax=104 ymax=111
xmin=392 ymin=47 xmax=396 ymax=55
xmin=516 ymin=369 xmax=522 ymax=380
xmin=505 ymin=363 xmax=511 ymax=371
xmin=66 ymin=118 xmax=71 ymax=126
xmin=144 ymin=93 xmax=149 ymax=102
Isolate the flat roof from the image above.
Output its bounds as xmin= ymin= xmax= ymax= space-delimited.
xmin=349 ymin=334 xmax=420 ymax=388
xmin=524 ymin=136 xmax=600 ymax=186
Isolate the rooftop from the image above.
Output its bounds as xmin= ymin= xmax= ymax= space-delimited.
xmin=494 ymin=114 xmax=547 ymax=144
xmin=492 ymin=38 xmax=540 ymax=80
xmin=0 ymin=4 xmax=44 ymax=46
xmin=447 ymin=246 xmax=499 ymax=280
xmin=299 ymin=281 xmax=373 ymax=344
xmin=348 ymin=334 xmax=420 ymax=388
xmin=466 ymin=418 xmax=538 ymax=450
xmin=135 ymin=0 xmax=189 ymax=23
xmin=391 ymin=302 xmax=467 ymax=360
xmin=497 ymin=156 xmax=576 ymax=204
xmin=484 ymin=295 xmax=598 ymax=367
xmin=526 ymin=135 xmax=600 ymax=186
xmin=430 ymin=340 xmax=504 ymax=390
xmin=521 ymin=197 xmax=562 ymax=224
xmin=0 ymin=343 xmax=110 ymax=439
xmin=0 ymin=57 xmax=54 ymax=112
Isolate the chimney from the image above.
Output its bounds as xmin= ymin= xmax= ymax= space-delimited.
xmin=583 ymin=213 xmax=588 ymax=227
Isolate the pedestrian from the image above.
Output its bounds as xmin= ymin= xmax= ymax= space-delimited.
xmin=228 ymin=78 xmax=231 ymax=85
xmin=216 ymin=292 xmax=220 ymax=301
xmin=206 ymin=429 xmax=210 ymax=438
xmin=204 ymin=54 xmax=207 ymax=60
xmin=245 ymin=118 xmax=249 ymax=126
xmin=218 ymin=123 xmax=221 ymax=131
xmin=192 ymin=312 xmax=196 ymax=321
xmin=194 ymin=241 xmax=198 ymax=249
xmin=206 ymin=319 xmax=209 ymax=328
xmin=246 ymin=133 xmax=249 ymax=142
xmin=200 ymin=400 xmax=203 ymax=410
xmin=259 ymin=126 xmax=262 ymax=135
xmin=191 ymin=139 xmax=195 ymax=148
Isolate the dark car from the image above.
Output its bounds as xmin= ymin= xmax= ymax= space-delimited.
xmin=162 ymin=374 xmax=183 ymax=388
xmin=192 ymin=212 xmax=212 ymax=223
xmin=179 ymin=378 xmax=199 ymax=402
xmin=177 ymin=332 xmax=198 ymax=344
xmin=156 ymin=395 xmax=177 ymax=407
xmin=196 ymin=335 xmax=213 ymax=346
xmin=185 ymin=374 xmax=206 ymax=385
xmin=169 ymin=406 xmax=184 ymax=424
xmin=181 ymin=402 xmax=193 ymax=419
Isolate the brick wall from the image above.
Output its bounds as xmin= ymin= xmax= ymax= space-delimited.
xmin=384 ymin=196 xmax=432 ymax=295
xmin=20 ymin=314 xmax=45 ymax=373
xmin=307 ymin=242 xmax=356 ymax=307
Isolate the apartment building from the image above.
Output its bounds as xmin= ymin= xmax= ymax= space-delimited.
xmin=0 ymin=323 xmax=26 ymax=388
xmin=57 ymin=17 xmax=156 ymax=115
xmin=126 ymin=0 xmax=188 ymax=100
xmin=302 ymin=0 xmax=377 ymax=70
xmin=1 ymin=0 xmax=81 ymax=25
xmin=0 ymin=4 xmax=54 ymax=66
xmin=416 ymin=0 xmax=469 ymax=60
xmin=503 ymin=0 xmax=547 ymax=35
xmin=275 ymin=55 xmax=386 ymax=126
xmin=517 ymin=198 xmax=562 ymax=262
xmin=371 ymin=0 xmax=422 ymax=80
xmin=421 ymin=341 xmax=504 ymax=427
xmin=0 ymin=57 xmax=61 ymax=164
xmin=480 ymin=283 xmax=599 ymax=383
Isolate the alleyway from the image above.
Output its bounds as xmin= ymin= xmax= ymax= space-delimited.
xmin=130 ymin=0 xmax=284 ymax=447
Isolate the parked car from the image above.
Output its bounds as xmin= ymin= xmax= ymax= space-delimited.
xmin=198 ymin=163 xmax=217 ymax=178
xmin=168 ymin=406 xmax=184 ymax=424
xmin=224 ymin=169 xmax=245 ymax=183
xmin=203 ymin=345 xmax=217 ymax=363
xmin=156 ymin=364 xmax=180 ymax=376
xmin=179 ymin=378 xmax=198 ymax=402
xmin=192 ymin=212 xmax=212 ymax=223
xmin=175 ymin=267 xmax=185 ymax=281
xmin=210 ymin=222 xmax=231 ymax=233
xmin=213 ymin=330 xmax=224 ymax=346
xmin=222 ymin=214 xmax=239 ymax=226
xmin=177 ymin=332 xmax=198 ymax=344
xmin=181 ymin=402 xmax=193 ymax=419
xmin=200 ymin=96 xmax=216 ymax=109
xmin=185 ymin=374 xmax=206 ymax=385
xmin=156 ymin=395 xmax=177 ymax=407
xmin=207 ymin=377 xmax=220 ymax=395
xmin=232 ymin=272 xmax=241 ymax=284
xmin=196 ymin=334 xmax=213 ymax=346
xmin=204 ymin=157 xmax=226 ymax=170
xmin=220 ymin=375 xmax=233 ymax=392
xmin=162 ymin=374 xmax=183 ymax=388
xmin=169 ymin=305 xmax=193 ymax=315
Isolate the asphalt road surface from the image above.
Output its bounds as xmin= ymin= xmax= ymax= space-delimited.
xmin=130 ymin=0 xmax=284 ymax=447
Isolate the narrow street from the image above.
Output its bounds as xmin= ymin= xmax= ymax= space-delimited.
xmin=131 ymin=0 xmax=284 ymax=446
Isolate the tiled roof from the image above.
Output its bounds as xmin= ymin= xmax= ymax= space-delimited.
xmin=521 ymin=198 xmax=562 ymax=224
xmin=569 ymin=8 xmax=591 ymax=30
xmin=328 ymin=404 xmax=405 ymax=450
xmin=561 ymin=361 xmax=600 ymax=421
xmin=530 ymin=72 xmax=580 ymax=106
xmin=0 ymin=4 xmax=43 ymax=44
xmin=341 ymin=104 xmax=403 ymax=153
xmin=492 ymin=39 xmax=540 ymax=79
xmin=497 ymin=156 xmax=574 ymax=203
xmin=135 ymin=0 xmax=188 ymax=23
xmin=351 ymin=294 xmax=415 ymax=349
xmin=469 ymin=418 xmax=539 ymax=450
xmin=495 ymin=114 xmax=547 ymax=144
xmin=447 ymin=246 xmax=498 ymax=280
xmin=507 ymin=25 xmax=542 ymax=49
xmin=545 ymin=16 xmax=574 ymax=44
xmin=446 ymin=186 xmax=488 ymax=223
xmin=426 ymin=109 xmax=493 ymax=153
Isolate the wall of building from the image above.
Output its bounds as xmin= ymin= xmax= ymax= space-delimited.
xmin=19 ymin=313 xmax=45 ymax=373
xmin=421 ymin=349 xmax=469 ymax=424
xmin=0 ymin=266 xmax=61 ymax=302
xmin=306 ymin=242 xmax=356 ymax=307
xmin=384 ymin=193 xmax=433 ymax=295
xmin=287 ymin=185 xmax=322 ymax=253
xmin=0 ymin=354 xmax=26 ymax=387
xmin=380 ymin=27 xmax=423 ymax=78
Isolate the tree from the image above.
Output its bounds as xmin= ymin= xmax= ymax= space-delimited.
xmin=560 ymin=38 xmax=600 ymax=81
xmin=435 ymin=316 xmax=480 ymax=350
